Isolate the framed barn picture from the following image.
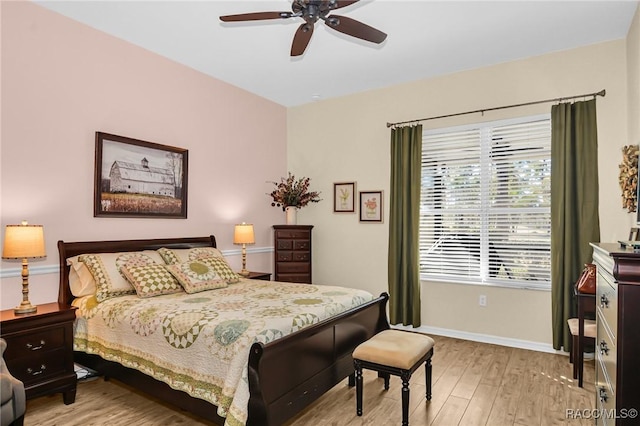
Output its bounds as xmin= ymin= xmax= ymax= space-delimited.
xmin=94 ymin=132 xmax=188 ymax=218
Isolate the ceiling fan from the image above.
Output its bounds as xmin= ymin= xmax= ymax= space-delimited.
xmin=219 ymin=0 xmax=387 ymax=57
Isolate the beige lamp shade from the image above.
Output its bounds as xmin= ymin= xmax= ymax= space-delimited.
xmin=233 ymin=223 xmax=255 ymax=245
xmin=2 ymin=222 xmax=46 ymax=259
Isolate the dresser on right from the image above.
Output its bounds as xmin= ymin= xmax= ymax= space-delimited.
xmin=590 ymin=243 xmax=640 ymax=425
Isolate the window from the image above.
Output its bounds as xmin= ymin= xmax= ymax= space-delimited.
xmin=420 ymin=115 xmax=551 ymax=289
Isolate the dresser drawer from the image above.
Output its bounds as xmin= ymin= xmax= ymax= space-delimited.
xmin=277 ymin=274 xmax=311 ymax=283
xmin=277 ymin=240 xmax=293 ymax=250
xmin=293 ymin=240 xmax=310 ymax=251
xmin=595 ymin=357 xmax=616 ymax=426
xmin=277 ymin=262 xmax=310 ymax=274
xmin=3 ymin=325 xmax=67 ymax=361
xmin=277 ymin=251 xmax=310 ymax=262
xmin=275 ymin=229 xmax=310 ymax=239
xmin=597 ymin=272 xmax=617 ymax=340
xmin=596 ymin=312 xmax=617 ymax=391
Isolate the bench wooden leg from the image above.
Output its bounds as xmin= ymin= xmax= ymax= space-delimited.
xmin=355 ymin=361 xmax=363 ymax=416
xmin=348 ymin=373 xmax=355 ymax=387
xmin=401 ymin=371 xmax=410 ymax=426
xmin=382 ymin=372 xmax=390 ymax=390
xmin=425 ymin=358 xmax=432 ymax=401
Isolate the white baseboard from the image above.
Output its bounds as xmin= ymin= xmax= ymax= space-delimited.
xmin=392 ymin=324 xmax=566 ymax=355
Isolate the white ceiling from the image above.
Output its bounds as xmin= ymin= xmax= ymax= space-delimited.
xmin=35 ymin=0 xmax=639 ymax=107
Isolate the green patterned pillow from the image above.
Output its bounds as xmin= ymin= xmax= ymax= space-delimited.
xmin=79 ymin=252 xmax=163 ymax=302
xmin=121 ymin=263 xmax=183 ymax=298
xmin=157 ymin=247 xmax=225 ymax=265
xmin=165 ymin=260 xmax=229 ymax=294
xmin=200 ymin=256 xmax=240 ymax=284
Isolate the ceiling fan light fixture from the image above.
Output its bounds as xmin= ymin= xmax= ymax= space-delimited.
xmin=219 ymin=0 xmax=386 ymax=57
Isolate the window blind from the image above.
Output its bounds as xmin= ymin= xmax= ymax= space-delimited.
xmin=419 ymin=115 xmax=551 ymax=289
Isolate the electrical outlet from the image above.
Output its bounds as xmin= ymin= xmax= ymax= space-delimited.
xmin=479 ymin=295 xmax=487 ymax=307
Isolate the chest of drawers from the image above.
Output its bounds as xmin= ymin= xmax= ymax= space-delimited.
xmin=591 ymin=243 xmax=640 ymax=425
xmin=273 ymin=225 xmax=313 ymax=283
xmin=0 ymin=302 xmax=77 ymax=404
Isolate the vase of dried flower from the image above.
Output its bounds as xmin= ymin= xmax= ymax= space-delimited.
xmin=285 ymin=207 xmax=297 ymax=225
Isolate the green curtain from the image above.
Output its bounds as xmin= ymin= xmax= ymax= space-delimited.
xmin=388 ymin=124 xmax=423 ymax=326
xmin=551 ymin=99 xmax=600 ymax=351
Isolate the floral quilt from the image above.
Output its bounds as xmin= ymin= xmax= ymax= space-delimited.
xmin=72 ymin=279 xmax=373 ymax=425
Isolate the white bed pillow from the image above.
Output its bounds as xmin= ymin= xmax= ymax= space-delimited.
xmin=67 ymin=256 xmax=97 ymax=297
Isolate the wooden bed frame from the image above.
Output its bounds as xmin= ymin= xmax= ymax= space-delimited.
xmin=57 ymin=236 xmax=390 ymax=425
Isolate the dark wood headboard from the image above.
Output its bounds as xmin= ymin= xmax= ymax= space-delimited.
xmin=57 ymin=235 xmax=217 ymax=306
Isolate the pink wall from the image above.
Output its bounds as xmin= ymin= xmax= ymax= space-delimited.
xmin=0 ymin=2 xmax=287 ymax=309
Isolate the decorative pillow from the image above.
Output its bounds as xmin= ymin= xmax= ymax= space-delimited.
xmin=157 ymin=247 xmax=225 ymax=265
xmin=67 ymin=256 xmax=97 ymax=297
xmin=121 ymin=263 xmax=183 ymax=298
xmin=79 ymin=251 xmax=165 ymax=302
xmin=200 ymin=256 xmax=241 ymax=284
xmin=165 ymin=260 xmax=229 ymax=293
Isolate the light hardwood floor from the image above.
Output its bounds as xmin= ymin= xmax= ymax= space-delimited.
xmin=25 ymin=335 xmax=595 ymax=425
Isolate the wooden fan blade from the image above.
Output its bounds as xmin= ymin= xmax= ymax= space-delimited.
xmin=325 ymin=15 xmax=387 ymax=44
xmin=220 ymin=12 xmax=291 ymax=22
xmin=331 ymin=1 xmax=360 ymax=10
xmin=291 ymin=23 xmax=314 ymax=56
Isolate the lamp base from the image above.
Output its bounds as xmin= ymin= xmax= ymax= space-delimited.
xmin=14 ymin=301 xmax=37 ymax=314
xmin=239 ymin=269 xmax=250 ymax=277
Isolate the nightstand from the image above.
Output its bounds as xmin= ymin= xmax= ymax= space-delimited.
xmin=0 ymin=302 xmax=77 ymax=404
xmin=246 ymin=271 xmax=272 ymax=281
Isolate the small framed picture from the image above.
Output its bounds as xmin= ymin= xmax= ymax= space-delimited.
xmin=359 ymin=191 xmax=383 ymax=223
xmin=334 ymin=182 xmax=356 ymax=212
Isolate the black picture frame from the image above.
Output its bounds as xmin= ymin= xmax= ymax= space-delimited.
xmin=94 ymin=132 xmax=188 ymax=218
xmin=333 ymin=182 xmax=356 ymax=213
xmin=359 ymin=191 xmax=383 ymax=223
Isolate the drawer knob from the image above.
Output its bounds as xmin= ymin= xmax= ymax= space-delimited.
xmin=599 ymin=340 xmax=609 ymax=356
xmin=26 ymin=364 xmax=46 ymax=376
xmin=600 ymin=294 xmax=609 ymax=308
xmin=26 ymin=340 xmax=46 ymax=351
xmin=599 ymin=387 xmax=608 ymax=403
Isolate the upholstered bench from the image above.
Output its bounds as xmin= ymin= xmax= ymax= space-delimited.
xmin=353 ymin=329 xmax=435 ymax=426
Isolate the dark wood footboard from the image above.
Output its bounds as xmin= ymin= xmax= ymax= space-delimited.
xmin=247 ymin=293 xmax=389 ymax=425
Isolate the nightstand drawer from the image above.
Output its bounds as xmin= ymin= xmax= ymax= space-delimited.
xmin=8 ymin=347 xmax=69 ymax=385
xmin=3 ymin=326 xmax=67 ymax=361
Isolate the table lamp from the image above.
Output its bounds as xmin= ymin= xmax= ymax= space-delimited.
xmin=2 ymin=221 xmax=46 ymax=314
xmin=233 ymin=223 xmax=255 ymax=277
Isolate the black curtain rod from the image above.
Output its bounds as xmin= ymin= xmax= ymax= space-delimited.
xmin=386 ymin=89 xmax=606 ymax=128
